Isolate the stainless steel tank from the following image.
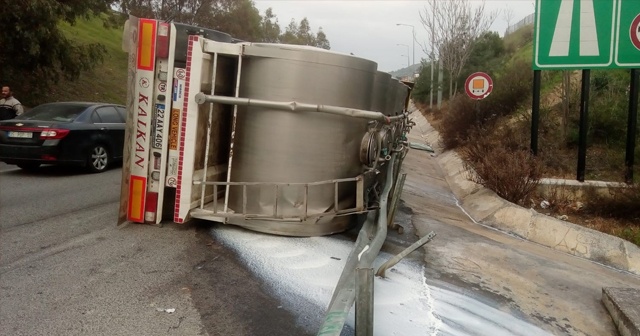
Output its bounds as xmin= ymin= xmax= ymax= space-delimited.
xmin=227 ymin=43 xmax=378 ymax=236
xmin=385 ymin=78 xmax=399 ymax=115
xmin=395 ymin=82 xmax=409 ymax=114
xmin=371 ymin=71 xmax=392 ymax=114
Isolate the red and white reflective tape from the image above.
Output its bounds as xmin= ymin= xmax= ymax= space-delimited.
xmin=174 ymin=35 xmax=198 ymax=223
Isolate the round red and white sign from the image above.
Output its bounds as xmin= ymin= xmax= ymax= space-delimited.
xmin=464 ymin=72 xmax=493 ymax=100
xmin=631 ymin=13 xmax=640 ymax=51
xmin=176 ymin=69 xmax=186 ymax=80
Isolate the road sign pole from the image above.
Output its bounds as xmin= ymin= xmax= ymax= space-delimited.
xmin=577 ymin=69 xmax=591 ymax=182
xmin=531 ymin=70 xmax=541 ymax=155
xmin=625 ymin=68 xmax=639 ymax=183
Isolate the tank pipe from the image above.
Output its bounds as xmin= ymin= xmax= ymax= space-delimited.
xmin=317 ymin=152 xmax=398 ymax=336
xmin=194 ymin=93 xmax=406 ymax=124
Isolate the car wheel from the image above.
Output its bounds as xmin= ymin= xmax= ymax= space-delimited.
xmin=87 ymin=144 xmax=110 ymax=173
xmin=17 ymin=163 xmax=41 ymax=172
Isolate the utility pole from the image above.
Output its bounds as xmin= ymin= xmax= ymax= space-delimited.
xmin=437 ymin=58 xmax=443 ymax=110
xmin=429 ymin=9 xmax=435 ymax=110
xmin=430 ymin=52 xmax=434 ymax=110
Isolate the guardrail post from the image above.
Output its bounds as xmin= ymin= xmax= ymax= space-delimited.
xmin=355 ymin=268 xmax=374 ymax=336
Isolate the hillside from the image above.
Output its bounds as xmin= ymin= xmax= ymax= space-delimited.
xmin=50 ymin=17 xmax=420 ymax=105
xmin=44 ymin=16 xmax=128 ymax=105
xmin=413 ymin=24 xmax=640 ymax=247
xmin=389 ymin=63 xmax=422 ymax=79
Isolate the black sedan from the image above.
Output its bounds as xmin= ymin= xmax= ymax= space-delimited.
xmin=0 ymin=102 xmax=127 ymax=173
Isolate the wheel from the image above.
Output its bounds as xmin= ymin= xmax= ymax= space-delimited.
xmin=17 ymin=163 xmax=40 ymax=171
xmin=86 ymin=144 xmax=110 ymax=173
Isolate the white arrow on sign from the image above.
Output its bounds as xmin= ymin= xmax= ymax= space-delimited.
xmin=549 ymin=0 xmax=600 ymax=57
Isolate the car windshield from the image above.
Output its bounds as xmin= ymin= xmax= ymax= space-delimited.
xmin=16 ymin=104 xmax=88 ymax=122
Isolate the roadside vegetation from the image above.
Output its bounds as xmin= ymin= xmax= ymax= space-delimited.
xmin=1 ymin=0 xmax=331 ymax=108
xmin=412 ymin=21 xmax=640 ymax=246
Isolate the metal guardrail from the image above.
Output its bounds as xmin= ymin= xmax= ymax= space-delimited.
xmin=317 ymin=152 xmax=398 ymax=336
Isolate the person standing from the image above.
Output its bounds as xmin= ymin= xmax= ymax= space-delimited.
xmin=0 ymin=86 xmax=24 ymax=120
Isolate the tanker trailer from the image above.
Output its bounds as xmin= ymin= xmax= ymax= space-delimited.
xmin=170 ymin=36 xmax=411 ymax=236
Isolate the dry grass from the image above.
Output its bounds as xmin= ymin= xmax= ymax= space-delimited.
xmin=420 ymin=104 xmax=640 ymax=247
xmin=532 ymin=183 xmax=640 ymax=246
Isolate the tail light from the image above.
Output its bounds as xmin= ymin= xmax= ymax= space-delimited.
xmin=144 ymin=191 xmax=159 ymax=223
xmin=157 ymin=22 xmax=170 ymax=59
xmin=40 ymin=129 xmax=70 ymax=139
xmin=41 ymin=154 xmax=57 ymax=161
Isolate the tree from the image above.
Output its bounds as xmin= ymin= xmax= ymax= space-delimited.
xmin=116 ymin=0 xmax=263 ymax=40
xmin=0 ymin=0 xmax=116 ymax=105
xmin=297 ymin=18 xmax=314 ymax=45
xmin=419 ymin=0 xmax=497 ymax=98
xmin=116 ymin=1 xmax=330 ymax=46
xmin=203 ymin=0 xmax=261 ymax=41
xmin=115 ymin=0 xmax=213 ymax=24
xmin=279 ymin=17 xmax=331 ymax=49
xmin=280 ymin=19 xmax=300 ymax=44
xmin=260 ymin=7 xmax=281 ymax=43
xmin=464 ymin=31 xmax=504 ymax=71
xmin=316 ymin=28 xmax=330 ymax=50
xmin=503 ymin=6 xmax=514 ymax=30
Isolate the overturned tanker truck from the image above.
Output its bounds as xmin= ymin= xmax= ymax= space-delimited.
xmin=118 ymin=16 xmax=418 ymax=334
xmin=118 ymin=16 xmax=414 ymax=236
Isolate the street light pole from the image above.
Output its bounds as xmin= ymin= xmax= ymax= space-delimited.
xmin=397 ymin=44 xmax=409 ymax=68
xmin=396 ymin=23 xmax=415 ymax=66
xmin=400 ymin=55 xmax=410 ymax=68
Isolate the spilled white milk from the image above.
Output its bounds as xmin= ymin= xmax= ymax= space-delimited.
xmin=211 ymin=225 xmax=551 ymax=336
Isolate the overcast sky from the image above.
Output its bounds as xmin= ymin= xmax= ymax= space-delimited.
xmin=253 ymin=0 xmax=536 ymax=72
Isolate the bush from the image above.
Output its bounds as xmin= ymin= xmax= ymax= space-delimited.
xmin=439 ymin=94 xmax=479 ymax=149
xmin=438 ymin=59 xmax=533 ymax=150
xmin=585 ymin=183 xmax=640 ymax=219
xmin=482 ymin=59 xmax=533 ymax=117
xmin=564 ymin=69 xmax=633 ymax=147
xmin=621 ymin=228 xmax=640 ymax=247
xmin=461 ymin=138 xmax=542 ymax=205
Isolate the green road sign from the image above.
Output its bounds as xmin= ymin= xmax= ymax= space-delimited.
xmin=534 ymin=0 xmax=616 ymax=69
xmin=534 ymin=0 xmax=640 ymax=69
xmin=615 ymin=0 xmax=640 ymax=67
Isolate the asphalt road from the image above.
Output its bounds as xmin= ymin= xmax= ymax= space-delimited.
xmin=3 ymin=141 xmax=639 ymax=336
xmin=0 ymin=162 xmax=308 ymax=336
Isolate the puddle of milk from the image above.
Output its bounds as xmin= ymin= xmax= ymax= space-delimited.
xmin=211 ymin=225 xmax=551 ymax=336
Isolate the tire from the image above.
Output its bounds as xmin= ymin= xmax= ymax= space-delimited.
xmin=17 ymin=163 xmax=40 ymax=172
xmin=86 ymin=144 xmax=110 ymax=173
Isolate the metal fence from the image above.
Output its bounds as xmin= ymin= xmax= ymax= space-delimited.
xmin=504 ymin=13 xmax=535 ymax=36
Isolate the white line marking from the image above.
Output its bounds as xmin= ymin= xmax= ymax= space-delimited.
xmin=579 ymin=0 xmax=600 ymax=56
xmin=0 ymin=167 xmax=20 ymax=173
xmin=550 ymin=0 xmax=574 ymax=56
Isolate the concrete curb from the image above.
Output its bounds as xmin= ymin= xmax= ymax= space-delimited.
xmin=602 ymin=287 xmax=640 ymax=336
xmin=408 ymin=107 xmax=640 ymax=276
